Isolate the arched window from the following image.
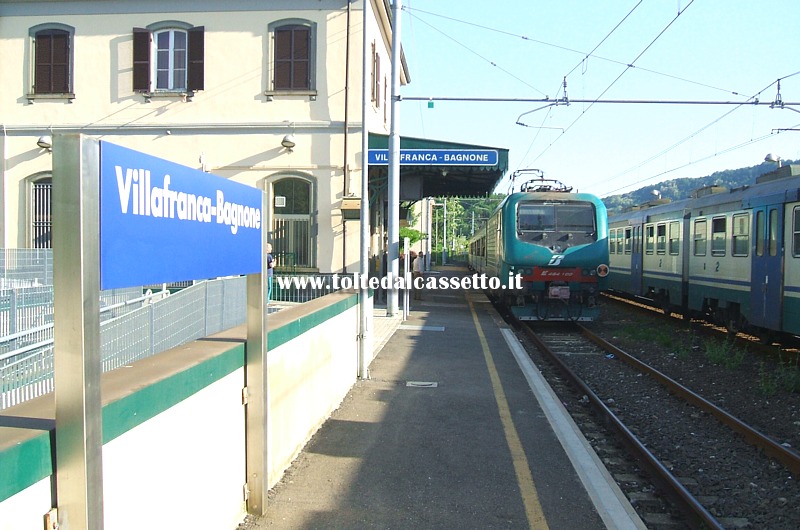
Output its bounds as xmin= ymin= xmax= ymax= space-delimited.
xmin=28 ymin=24 xmax=75 ymax=100
xmin=271 ymin=177 xmax=315 ymax=269
xmin=154 ymin=28 xmax=188 ymax=90
xmin=30 ymin=175 xmax=53 ymax=248
xmin=132 ymin=22 xmax=204 ymax=94
xmin=267 ymin=19 xmax=317 ymax=97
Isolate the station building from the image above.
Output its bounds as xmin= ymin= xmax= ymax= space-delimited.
xmin=0 ymin=0 xmax=507 ymax=274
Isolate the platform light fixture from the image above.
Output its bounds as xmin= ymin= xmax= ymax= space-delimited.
xmin=37 ymin=135 xmax=53 ymax=150
xmin=281 ymin=134 xmax=296 ymax=150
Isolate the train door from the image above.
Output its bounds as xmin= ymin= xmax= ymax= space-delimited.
xmin=629 ymin=223 xmax=644 ymax=296
xmin=750 ymin=205 xmax=784 ymax=330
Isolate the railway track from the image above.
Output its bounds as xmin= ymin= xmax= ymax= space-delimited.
xmin=515 ymin=320 xmax=800 ymax=530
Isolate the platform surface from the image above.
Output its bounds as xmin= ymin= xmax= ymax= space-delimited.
xmin=248 ymin=268 xmax=646 ymax=529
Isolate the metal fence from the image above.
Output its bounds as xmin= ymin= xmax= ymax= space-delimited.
xmin=0 ymin=271 xmax=344 ymax=410
xmin=0 ymin=248 xmax=53 ymax=287
xmin=0 ymin=277 xmax=246 ymax=410
xmin=271 ymin=272 xmax=343 ymax=303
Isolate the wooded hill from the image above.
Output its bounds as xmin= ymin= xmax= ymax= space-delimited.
xmin=601 ymin=159 xmax=796 ymax=214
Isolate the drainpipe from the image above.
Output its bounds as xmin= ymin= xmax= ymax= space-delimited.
xmin=358 ymin=0 xmax=370 ymax=379
xmin=342 ymin=0 xmax=352 ymax=273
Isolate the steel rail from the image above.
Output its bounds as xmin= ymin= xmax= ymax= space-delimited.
xmin=520 ymin=323 xmax=724 ymax=530
xmin=579 ymin=324 xmax=800 ymax=477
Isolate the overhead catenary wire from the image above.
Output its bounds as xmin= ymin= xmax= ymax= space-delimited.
xmin=599 ymin=71 xmax=800 ymax=192
xmin=526 ymin=0 xmax=697 ymax=165
xmin=403 ymin=4 xmax=745 ymax=98
xmin=401 ymin=3 xmax=798 ymax=196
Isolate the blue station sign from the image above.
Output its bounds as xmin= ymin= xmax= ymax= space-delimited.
xmin=368 ymin=149 xmax=498 ymax=166
xmin=99 ymin=141 xmax=263 ymax=289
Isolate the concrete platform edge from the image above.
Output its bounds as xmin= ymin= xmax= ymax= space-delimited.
xmin=500 ymin=328 xmax=648 ymax=530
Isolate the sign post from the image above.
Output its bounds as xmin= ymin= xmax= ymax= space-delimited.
xmin=52 ymin=134 xmax=267 ymax=527
xmin=53 ymin=134 xmax=104 ymax=530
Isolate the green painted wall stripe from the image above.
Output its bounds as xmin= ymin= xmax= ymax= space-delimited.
xmin=267 ymin=293 xmax=358 ymax=349
xmin=0 ymin=431 xmax=52 ymax=502
xmin=0 ymin=292 xmax=359 ymax=503
xmin=102 ymin=344 xmax=245 ymax=443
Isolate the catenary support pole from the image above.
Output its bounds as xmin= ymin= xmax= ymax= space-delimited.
xmin=387 ymin=0 xmax=402 ymax=316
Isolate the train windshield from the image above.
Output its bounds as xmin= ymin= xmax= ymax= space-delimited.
xmin=517 ymin=201 xmax=597 ymax=245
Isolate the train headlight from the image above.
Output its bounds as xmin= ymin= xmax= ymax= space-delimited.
xmin=596 ymin=264 xmax=609 ymax=277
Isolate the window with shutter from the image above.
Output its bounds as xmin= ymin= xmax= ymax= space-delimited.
xmin=267 ymin=20 xmax=316 ymax=98
xmin=132 ymin=24 xmax=204 ymax=96
xmin=28 ymin=24 xmax=75 ymax=100
xmin=274 ymin=25 xmax=310 ymax=90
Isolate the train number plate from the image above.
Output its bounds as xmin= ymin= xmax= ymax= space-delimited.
xmin=548 ymin=286 xmax=570 ymax=299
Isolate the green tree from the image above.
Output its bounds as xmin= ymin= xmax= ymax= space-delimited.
xmin=399 ymin=226 xmax=423 ymax=252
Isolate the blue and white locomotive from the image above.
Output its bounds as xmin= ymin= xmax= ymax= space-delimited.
xmin=469 ymin=172 xmax=609 ymax=321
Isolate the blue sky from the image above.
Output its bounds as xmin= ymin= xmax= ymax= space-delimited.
xmin=398 ymin=0 xmax=800 ymax=198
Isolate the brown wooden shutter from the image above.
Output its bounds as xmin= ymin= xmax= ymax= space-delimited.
xmin=274 ymin=28 xmax=291 ymax=90
xmin=187 ymin=26 xmax=204 ymax=91
xmin=34 ymin=30 xmax=70 ymax=93
xmin=132 ymin=28 xmax=150 ymax=92
xmin=292 ymin=28 xmax=309 ymax=89
xmin=274 ymin=25 xmax=310 ymax=90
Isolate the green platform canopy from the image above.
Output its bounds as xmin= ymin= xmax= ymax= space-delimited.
xmin=368 ymin=134 xmax=508 ymax=199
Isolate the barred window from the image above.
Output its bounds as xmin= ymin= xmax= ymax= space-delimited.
xmin=31 ymin=176 xmax=52 ymax=248
xmin=272 ymin=177 xmax=315 ymax=269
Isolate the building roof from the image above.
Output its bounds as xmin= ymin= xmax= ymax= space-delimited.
xmin=368 ymin=134 xmax=509 ymax=199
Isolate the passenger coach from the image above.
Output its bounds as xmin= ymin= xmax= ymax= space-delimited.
xmin=608 ymin=165 xmax=800 ymax=339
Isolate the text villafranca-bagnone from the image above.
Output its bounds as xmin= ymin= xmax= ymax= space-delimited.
xmin=115 ymin=167 xmax=261 ymax=234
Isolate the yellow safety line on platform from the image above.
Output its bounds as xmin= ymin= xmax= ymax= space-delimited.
xmin=467 ymin=297 xmax=549 ymax=530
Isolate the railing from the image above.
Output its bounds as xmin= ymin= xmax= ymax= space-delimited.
xmin=271 ymin=272 xmax=342 ymax=303
xmin=0 ymin=273 xmax=345 ymax=410
xmin=0 ymin=248 xmax=53 ymax=287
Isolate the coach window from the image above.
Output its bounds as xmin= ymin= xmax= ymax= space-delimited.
xmin=769 ymin=209 xmax=779 ymax=257
xmin=656 ymin=223 xmax=667 ymax=254
xmin=645 ymin=225 xmax=654 ymax=254
xmin=793 ymin=207 xmax=800 ymax=257
xmin=693 ymin=219 xmax=707 ymax=256
xmin=624 ymin=227 xmax=632 ymax=254
xmin=732 ymin=213 xmax=749 ymax=257
xmin=756 ymin=211 xmax=765 ymax=256
xmin=711 ymin=217 xmax=726 ymax=256
xmin=669 ymin=222 xmax=680 ymax=255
